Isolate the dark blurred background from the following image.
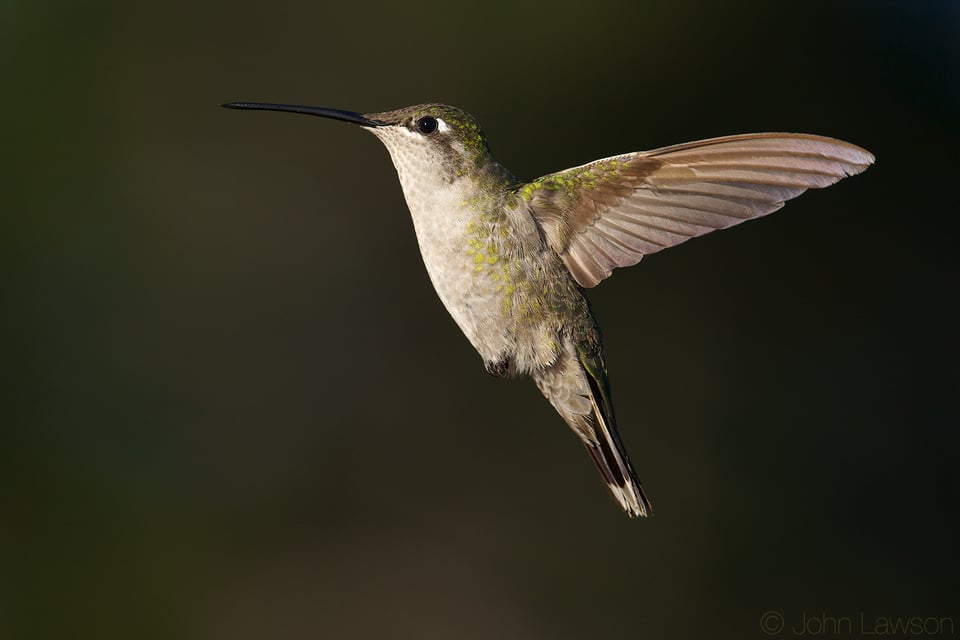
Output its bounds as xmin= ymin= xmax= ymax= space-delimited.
xmin=5 ymin=0 xmax=958 ymax=638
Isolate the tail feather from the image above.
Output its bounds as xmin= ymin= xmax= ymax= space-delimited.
xmin=579 ymin=341 xmax=651 ymax=518
xmin=533 ymin=338 xmax=651 ymax=517
xmin=582 ymin=393 xmax=651 ymax=518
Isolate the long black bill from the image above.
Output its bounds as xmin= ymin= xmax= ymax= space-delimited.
xmin=221 ymin=102 xmax=384 ymax=127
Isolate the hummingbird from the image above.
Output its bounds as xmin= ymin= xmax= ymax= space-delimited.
xmin=222 ymin=101 xmax=873 ymax=517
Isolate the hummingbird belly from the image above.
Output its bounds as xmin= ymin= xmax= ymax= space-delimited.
xmin=407 ymin=194 xmax=563 ymax=373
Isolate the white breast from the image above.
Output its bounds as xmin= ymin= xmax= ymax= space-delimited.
xmin=370 ymin=127 xmax=516 ymax=361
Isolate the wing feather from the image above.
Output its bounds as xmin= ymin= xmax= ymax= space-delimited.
xmin=590 ymin=229 xmax=644 ymax=265
xmin=605 ymin=212 xmax=705 ymax=238
xmin=522 ymin=133 xmax=873 ymax=287
xmin=565 ymin=247 xmax=606 ymax=288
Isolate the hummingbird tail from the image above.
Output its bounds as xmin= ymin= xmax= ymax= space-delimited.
xmin=533 ymin=341 xmax=651 ymax=518
xmin=581 ymin=396 xmax=652 ymax=518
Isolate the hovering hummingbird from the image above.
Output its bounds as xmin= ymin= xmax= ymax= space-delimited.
xmin=223 ymin=101 xmax=873 ymax=517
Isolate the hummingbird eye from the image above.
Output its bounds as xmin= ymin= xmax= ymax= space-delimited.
xmin=415 ymin=116 xmax=439 ymax=135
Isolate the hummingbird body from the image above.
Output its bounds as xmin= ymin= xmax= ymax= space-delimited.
xmin=364 ymin=109 xmax=648 ymax=511
xmin=369 ymin=116 xmax=586 ymax=374
xmin=224 ymin=100 xmax=874 ymax=517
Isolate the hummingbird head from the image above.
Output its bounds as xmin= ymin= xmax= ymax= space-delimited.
xmin=363 ymin=104 xmax=494 ymax=182
xmin=222 ymin=101 xmax=497 ymax=185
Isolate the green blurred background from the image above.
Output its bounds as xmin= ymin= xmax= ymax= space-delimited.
xmin=5 ymin=0 xmax=958 ymax=638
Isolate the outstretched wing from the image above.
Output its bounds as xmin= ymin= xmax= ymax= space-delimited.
xmin=519 ymin=133 xmax=874 ymax=287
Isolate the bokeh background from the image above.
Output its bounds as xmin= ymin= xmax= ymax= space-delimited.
xmin=6 ymin=1 xmax=958 ymax=638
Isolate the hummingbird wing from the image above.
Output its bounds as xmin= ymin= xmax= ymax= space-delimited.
xmin=521 ymin=133 xmax=874 ymax=287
